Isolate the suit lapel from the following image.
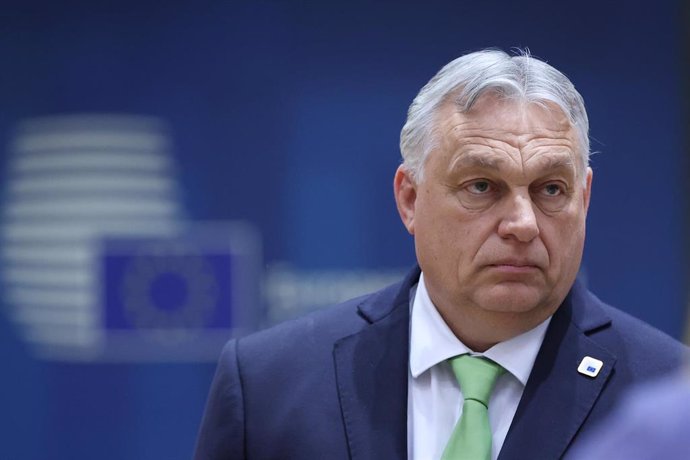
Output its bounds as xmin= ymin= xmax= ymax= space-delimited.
xmin=333 ymin=268 xmax=419 ymax=460
xmin=498 ymin=280 xmax=616 ymax=460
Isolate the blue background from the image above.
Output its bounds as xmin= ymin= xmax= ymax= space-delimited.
xmin=0 ymin=1 xmax=687 ymax=459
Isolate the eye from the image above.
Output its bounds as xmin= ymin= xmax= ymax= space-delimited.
xmin=541 ymin=183 xmax=564 ymax=196
xmin=466 ymin=180 xmax=493 ymax=194
xmin=455 ymin=178 xmax=499 ymax=210
xmin=533 ymin=181 xmax=570 ymax=213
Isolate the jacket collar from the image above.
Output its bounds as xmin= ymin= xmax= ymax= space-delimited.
xmin=356 ymin=265 xmax=421 ymax=323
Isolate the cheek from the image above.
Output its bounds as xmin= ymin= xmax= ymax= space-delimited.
xmin=541 ymin=216 xmax=586 ymax=264
xmin=415 ymin=214 xmax=473 ymax=267
xmin=415 ymin=187 xmax=494 ymax=262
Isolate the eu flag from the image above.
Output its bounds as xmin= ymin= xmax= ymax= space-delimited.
xmin=99 ymin=223 xmax=261 ymax=361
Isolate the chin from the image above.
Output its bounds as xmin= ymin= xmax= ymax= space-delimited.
xmin=475 ymin=284 xmax=549 ymax=314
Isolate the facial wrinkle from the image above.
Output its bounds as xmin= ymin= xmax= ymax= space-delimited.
xmin=519 ymin=139 xmax=578 ymax=181
xmin=444 ymin=104 xmax=578 ymax=179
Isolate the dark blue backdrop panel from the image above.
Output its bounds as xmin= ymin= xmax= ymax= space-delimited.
xmin=0 ymin=1 xmax=685 ymax=459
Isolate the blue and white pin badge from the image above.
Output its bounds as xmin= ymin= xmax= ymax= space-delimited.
xmin=577 ymin=356 xmax=604 ymax=378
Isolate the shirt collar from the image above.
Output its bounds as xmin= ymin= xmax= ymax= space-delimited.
xmin=409 ymin=272 xmax=551 ymax=385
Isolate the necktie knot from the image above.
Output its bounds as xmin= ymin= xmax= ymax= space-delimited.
xmin=450 ymin=355 xmax=505 ymax=406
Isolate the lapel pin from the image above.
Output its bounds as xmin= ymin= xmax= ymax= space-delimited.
xmin=577 ymin=356 xmax=603 ymax=378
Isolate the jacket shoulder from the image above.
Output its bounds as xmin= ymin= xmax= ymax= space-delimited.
xmin=584 ymin=291 xmax=687 ymax=373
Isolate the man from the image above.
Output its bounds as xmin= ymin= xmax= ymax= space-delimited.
xmin=194 ymin=49 xmax=686 ymax=459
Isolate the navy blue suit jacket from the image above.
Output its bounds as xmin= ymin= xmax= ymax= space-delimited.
xmin=194 ymin=267 xmax=687 ymax=459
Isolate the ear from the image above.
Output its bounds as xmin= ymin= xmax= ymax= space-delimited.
xmin=394 ymin=165 xmax=418 ymax=235
xmin=583 ymin=167 xmax=593 ymax=213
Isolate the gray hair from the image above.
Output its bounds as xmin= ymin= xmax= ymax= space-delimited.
xmin=400 ymin=49 xmax=590 ymax=181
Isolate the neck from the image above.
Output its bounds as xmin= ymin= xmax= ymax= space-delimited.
xmin=432 ymin=298 xmax=556 ymax=353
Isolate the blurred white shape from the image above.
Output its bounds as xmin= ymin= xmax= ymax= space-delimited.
xmin=264 ymin=264 xmax=408 ymax=324
xmin=9 ymin=174 xmax=175 ymax=195
xmin=12 ymin=114 xmax=165 ymax=132
xmin=2 ymin=220 xmax=180 ymax=241
xmin=14 ymin=131 xmax=168 ymax=153
xmin=3 ymin=266 xmax=94 ymax=287
xmin=8 ymin=287 xmax=93 ymax=308
xmin=10 ymin=300 xmax=91 ymax=315
xmin=2 ymin=244 xmax=93 ymax=265
xmin=15 ymin=307 xmax=95 ymax=327
xmin=0 ymin=114 xmax=184 ymax=359
xmin=13 ymin=151 xmax=172 ymax=172
xmin=6 ymin=197 xmax=178 ymax=218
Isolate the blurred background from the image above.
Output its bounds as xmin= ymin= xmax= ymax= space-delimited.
xmin=1 ymin=1 xmax=687 ymax=459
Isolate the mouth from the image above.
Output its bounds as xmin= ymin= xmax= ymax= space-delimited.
xmin=487 ymin=260 xmax=542 ymax=274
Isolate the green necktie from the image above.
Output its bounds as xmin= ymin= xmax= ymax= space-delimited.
xmin=441 ymin=355 xmax=505 ymax=460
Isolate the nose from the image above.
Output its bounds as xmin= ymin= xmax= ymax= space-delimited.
xmin=497 ymin=191 xmax=540 ymax=242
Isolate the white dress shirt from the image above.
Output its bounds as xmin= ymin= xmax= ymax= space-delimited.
xmin=407 ymin=273 xmax=551 ymax=460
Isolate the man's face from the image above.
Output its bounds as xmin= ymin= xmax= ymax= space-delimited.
xmin=395 ymin=93 xmax=592 ymax=331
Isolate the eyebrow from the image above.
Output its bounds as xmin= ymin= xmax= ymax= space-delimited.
xmin=527 ymin=153 xmax=577 ymax=173
xmin=449 ymin=152 xmax=505 ymax=172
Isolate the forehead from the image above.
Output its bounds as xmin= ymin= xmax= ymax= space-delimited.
xmin=433 ymin=93 xmax=581 ymax=175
